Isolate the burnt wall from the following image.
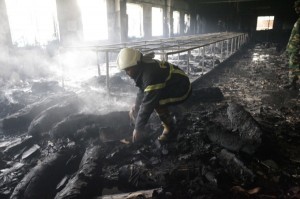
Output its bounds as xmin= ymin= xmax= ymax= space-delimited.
xmin=189 ymin=0 xmax=297 ymax=45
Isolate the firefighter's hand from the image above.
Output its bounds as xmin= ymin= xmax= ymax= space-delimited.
xmin=132 ymin=129 xmax=143 ymax=143
xmin=129 ymin=105 xmax=137 ymax=123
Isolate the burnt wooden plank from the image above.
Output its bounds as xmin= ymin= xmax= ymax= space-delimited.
xmin=10 ymin=147 xmax=78 ymax=199
xmin=208 ymin=103 xmax=262 ymax=154
xmin=50 ymin=111 xmax=132 ymax=141
xmin=28 ymin=99 xmax=80 ymax=137
xmin=226 ymin=102 xmax=262 ymax=154
xmin=1 ymin=93 xmax=76 ymax=135
xmin=54 ymin=145 xmax=104 ymax=199
xmin=97 ymin=188 xmax=162 ymax=199
xmin=218 ymin=149 xmax=255 ymax=183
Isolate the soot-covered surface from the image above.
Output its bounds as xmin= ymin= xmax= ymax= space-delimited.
xmin=0 ymin=43 xmax=299 ymax=199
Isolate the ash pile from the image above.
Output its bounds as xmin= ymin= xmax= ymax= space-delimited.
xmin=1 ymin=43 xmax=300 ymax=199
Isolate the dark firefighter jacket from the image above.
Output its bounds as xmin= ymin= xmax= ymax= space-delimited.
xmin=133 ymin=60 xmax=191 ymax=131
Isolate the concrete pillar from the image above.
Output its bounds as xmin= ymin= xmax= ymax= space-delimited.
xmin=0 ymin=0 xmax=12 ymax=47
xmin=107 ymin=0 xmax=116 ymax=42
xmin=0 ymin=0 xmax=11 ymax=66
xmin=190 ymin=12 xmax=196 ymax=35
xmin=120 ymin=0 xmax=128 ymax=42
xmin=180 ymin=11 xmax=184 ymax=35
xmin=143 ymin=4 xmax=152 ymax=39
xmin=114 ymin=0 xmax=127 ymax=43
xmin=164 ymin=0 xmax=172 ymax=38
xmin=166 ymin=0 xmax=173 ymax=37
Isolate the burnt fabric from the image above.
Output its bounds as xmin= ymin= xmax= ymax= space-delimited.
xmin=287 ymin=17 xmax=300 ymax=83
xmin=133 ymin=60 xmax=191 ymax=131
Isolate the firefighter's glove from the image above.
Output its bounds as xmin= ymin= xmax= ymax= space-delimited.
xmin=129 ymin=105 xmax=138 ymax=126
xmin=132 ymin=129 xmax=144 ymax=143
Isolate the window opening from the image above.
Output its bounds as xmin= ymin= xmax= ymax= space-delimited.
xmin=5 ymin=0 xmax=59 ymax=47
xmin=152 ymin=7 xmax=163 ymax=36
xmin=78 ymin=0 xmax=108 ymax=41
xmin=173 ymin=11 xmax=180 ymax=35
xmin=256 ymin=16 xmax=274 ymax=30
xmin=127 ymin=3 xmax=143 ymax=38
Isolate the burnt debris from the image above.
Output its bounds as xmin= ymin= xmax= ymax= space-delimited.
xmin=0 ymin=43 xmax=300 ymax=199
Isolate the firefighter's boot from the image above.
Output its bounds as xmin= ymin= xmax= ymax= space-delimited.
xmin=155 ymin=106 xmax=174 ymax=142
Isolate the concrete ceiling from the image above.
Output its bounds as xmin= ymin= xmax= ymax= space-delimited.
xmin=189 ymin=0 xmax=270 ymax=3
xmin=187 ymin=0 xmax=294 ymax=16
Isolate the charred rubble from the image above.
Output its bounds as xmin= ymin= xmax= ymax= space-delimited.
xmin=0 ymin=43 xmax=300 ymax=199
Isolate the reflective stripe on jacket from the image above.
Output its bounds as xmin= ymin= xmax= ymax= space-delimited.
xmin=133 ymin=60 xmax=191 ymax=131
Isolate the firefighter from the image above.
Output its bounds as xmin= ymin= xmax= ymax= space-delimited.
xmin=117 ymin=48 xmax=191 ymax=143
xmin=285 ymin=0 xmax=300 ymax=90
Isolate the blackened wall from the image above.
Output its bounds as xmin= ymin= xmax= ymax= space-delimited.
xmin=188 ymin=0 xmax=297 ymax=44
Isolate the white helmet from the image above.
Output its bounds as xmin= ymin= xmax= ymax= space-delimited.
xmin=117 ymin=48 xmax=142 ymax=70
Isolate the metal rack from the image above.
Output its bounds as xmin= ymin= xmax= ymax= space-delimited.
xmin=60 ymin=32 xmax=248 ymax=90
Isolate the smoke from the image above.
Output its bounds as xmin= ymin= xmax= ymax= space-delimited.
xmin=0 ymin=3 xmax=130 ymax=114
xmin=58 ymin=50 xmax=98 ymax=89
xmin=77 ymin=89 xmax=135 ymax=115
xmin=0 ymin=43 xmax=134 ymax=114
xmin=0 ymin=47 xmax=60 ymax=87
xmin=0 ymin=46 xmax=114 ymax=89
